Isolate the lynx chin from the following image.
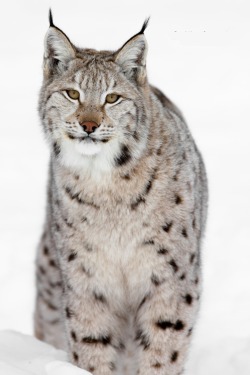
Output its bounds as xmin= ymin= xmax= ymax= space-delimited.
xmin=35 ymin=10 xmax=208 ymax=375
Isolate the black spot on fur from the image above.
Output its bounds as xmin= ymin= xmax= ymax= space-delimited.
xmin=88 ymin=366 xmax=95 ymax=372
xmin=53 ymin=142 xmax=60 ymax=157
xmin=179 ymin=273 xmax=186 ymax=280
xmin=138 ymin=295 xmax=148 ymax=310
xmin=73 ymin=352 xmax=78 ymax=362
xmin=114 ymin=144 xmax=131 ymax=166
xmin=121 ymin=174 xmax=131 ymax=180
xmin=45 ymin=300 xmax=58 ymax=311
xmin=135 ymin=329 xmax=150 ymax=350
xmin=182 ymin=228 xmax=188 ymax=238
xmin=195 ymin=277 xmax=199 ymax=284
xmin=174 ymin=320 xmax=185 ymax=331
xmin=157 ymin=247 xmax=168 ymax=255
xmin=82 ymin=335 xmax=111 ymax=346
xmin=152 ymin=362 xmax=162 ymax=369
xmin=49 ymin=259 xmax=57 ymax=267
xmin=185 ymin=294 xmax=193 ymax=305
xmin=131 ymin=196 xmax=146 ymax=210
xmin=43 ymin=246 xmax=49 ymax=256
xmin=156 ymin=320 xmax=173 ymax=330
xmin=169 ymin=259 xmax=179 ymax=273
xmin=145 ymin=179 xmax=153 ymax=195
xmin=192 ymin=218 xmax=196 ymax=229
xmin=39 ymin=265 xmax=46 ymax=275
xmin=93 ymin=291 xmax=107 ymax=303
xmin=49 ymin=281 xmax=62 ymax=288
xmin=144 ymin=239 xmax=155 ymax=245
xmin=133 ymin=131 xmax=139 ymax=141
xmin=175 ymin=195 xmax=182 ymax=204
xmin=64 ymin=217 xmax=73 ymax=228
xmin=162 ymin=221 xmax=173 ymax=233
xmin=65 ymin=186 xmax=99 ymax=209
xmin=55 ymin=223 xmax=60 ymax=232
xmin=71 ymin=331 xmax=77 ymax=342
xmin=109 ymin=362 xmax=116 ymax=371
xmin=171 ymin=351 xmax=179 ymax=363
xmin=151 ymin=273 xmax=164 ymax=286
xmin=187 ymin=328 xmax=193 ymax=337
xmin=65 ymin=307 xmax=74 ymax=318
xmin=68 ymin=251 xmax=77 ymax=262
xmin=190 ymin=253 xmax=195 ymax=264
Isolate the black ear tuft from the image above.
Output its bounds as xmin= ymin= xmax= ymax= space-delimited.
xmin=49 ymin=8 xmax=55 ymax=27
xmin=139 ymin=17 xmax=150 ymax=35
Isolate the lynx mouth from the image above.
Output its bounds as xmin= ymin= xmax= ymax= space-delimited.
xmin=67 ymin=133 xmax=109 ymax=143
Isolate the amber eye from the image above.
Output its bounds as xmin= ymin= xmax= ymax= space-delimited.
xmin=106 ymin=93 xmax=120 ymax=104
xmin=66 ymin=89 xmax=80 ymax=100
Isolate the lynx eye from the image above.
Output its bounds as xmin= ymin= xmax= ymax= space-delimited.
xmin=106 ymin=93 xmax=120 ymax=104
xmin=66 ymin=89 xmax=80 ymax=100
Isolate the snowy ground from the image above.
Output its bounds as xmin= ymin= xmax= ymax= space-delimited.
xmin=0 ymin=0 xmax=250 ymax=374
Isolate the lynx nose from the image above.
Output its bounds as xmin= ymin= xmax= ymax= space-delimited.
xmin=80 ymin=121 xmax=99 ymax=135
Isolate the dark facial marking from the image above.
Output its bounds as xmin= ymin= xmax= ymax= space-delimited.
xmin=88 ymin=367 xmax=95 ymax=372
xmin=162 ymin=221 xmax=173 ymax=233
xmin=114 ymin=144 xmax=131 ymax=166
xmin=73 ymin=352 xmax=79 ymax=362
xmin=169 ymin=259 xmax=179 ymax=273
xmin=171 ymin=351 xmax=179 ymax=363
xmin=179 ymin=273 xmax=186 ymax=280
xmin=68 ymin=251 xmax=77 ymax=262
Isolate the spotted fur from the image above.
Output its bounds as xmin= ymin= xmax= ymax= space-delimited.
xmin=34 ymin=11 xmax=208 ymax=375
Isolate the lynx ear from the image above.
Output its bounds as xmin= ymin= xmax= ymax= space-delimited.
xmin=115 ymin=18 xmax=149 ymax=84
xmin=43 ymin=10 xmax=76 ymax=78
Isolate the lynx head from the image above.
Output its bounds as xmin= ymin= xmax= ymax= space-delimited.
xmin=39 ymin=10 xmax=150 ymax=174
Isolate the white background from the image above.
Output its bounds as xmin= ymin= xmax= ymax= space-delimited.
xmin=0 ymin=0 xmax=250 ymax=373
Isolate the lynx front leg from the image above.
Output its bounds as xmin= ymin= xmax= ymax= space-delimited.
xmin=34 ymin=236 xmax=66 ymax=350
xmin=135 ymin=281 xmax=198 ymax=375
xmin=62 ymin=289 xmax=122 ymax=375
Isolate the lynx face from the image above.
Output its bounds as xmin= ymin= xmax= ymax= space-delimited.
xmin=39 ymin=19 xmax=150 ymax=174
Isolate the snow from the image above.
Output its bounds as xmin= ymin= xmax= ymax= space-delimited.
xmin=0 ymin=0 xmax=250 ymax=374
xmin=0 ymin=331 xmax=90 ymax=375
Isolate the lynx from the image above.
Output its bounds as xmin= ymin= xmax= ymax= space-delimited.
xmin=34 ymin=10 xmax=208 ymax=375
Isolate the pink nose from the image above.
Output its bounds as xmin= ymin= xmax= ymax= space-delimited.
xmin=80 ymin=121 xmax=99 ymax=134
